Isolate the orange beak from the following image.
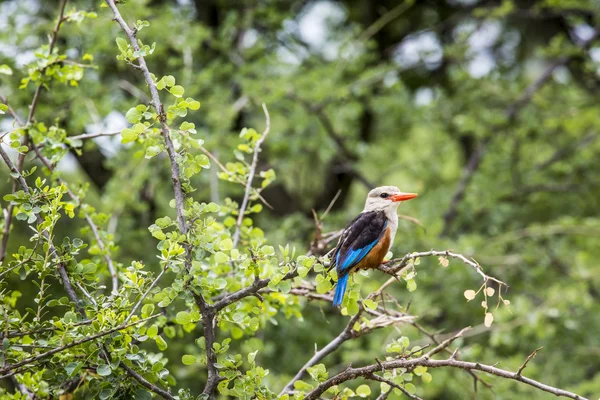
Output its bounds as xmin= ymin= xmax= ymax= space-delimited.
xmin=390 ymin=192 xmax=418 ymax=202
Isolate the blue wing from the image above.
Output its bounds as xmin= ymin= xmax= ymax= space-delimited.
xmin=336 ymin=238 xmax=380 ymax=272
xmin=334 ymin=211 xmax=388 ymax=274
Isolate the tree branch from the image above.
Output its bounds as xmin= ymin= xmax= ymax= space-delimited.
xmin=104 ymin=1 xmax=219 ymax=395
xmin=304 ymin=353 xmax=587 ymax=400
xmin=366 ymin=373 xmax=423 ymax=400
xmin=120 ymin=362 xmax=175 ymax=400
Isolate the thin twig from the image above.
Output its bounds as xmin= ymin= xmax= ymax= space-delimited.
xmin=367 ymin=373 xmax=423 ymax=400
xmin=232 ymin=103 xmax=270 ymax=248
xmin=120 ymin=362 xmax=175 ymax=400
xmin=68 ymin=131 xmax=121 ymax=141
xmin=124 ymin=266 xmax=166 ymax=324
xmin=517 ymin=347 xmax=543 ymax=376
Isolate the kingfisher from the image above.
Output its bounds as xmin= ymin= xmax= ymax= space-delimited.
xmin=331 ymin=186 xmax=418 ymax=307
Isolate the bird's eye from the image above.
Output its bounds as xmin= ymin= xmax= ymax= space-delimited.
xmin=380 ymin=193 xmax=389 ymax=198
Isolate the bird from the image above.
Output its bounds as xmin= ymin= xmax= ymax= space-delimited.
xmin=331 ymin=186 xmax=418 ymax=307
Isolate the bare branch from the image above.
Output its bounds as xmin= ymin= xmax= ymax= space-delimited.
xmin=424 ymin=327 xmax=470 ymax=358
xmin=0 ymin=319 xmax=94 ymax=340
xmin=232 ymin=103 xmax=270 ymax=248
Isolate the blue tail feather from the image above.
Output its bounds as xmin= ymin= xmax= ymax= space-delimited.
xmin=333 ymin=274 xmax=349 ymax=307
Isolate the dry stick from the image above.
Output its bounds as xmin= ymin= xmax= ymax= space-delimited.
xmin=232 ymin=103 xmax=270 ymax=248
xmin=0 ymin=146 xmax=84 ymax=316
xmin=441 ymin=27 xmax=600 ymax=236
xmin=103 ymin=2 xmax=218 ymax=396
xmin=304 ymin=356 xmax=587 ymax=400
xmin=0 ymin=314 xmax=160 ymax=375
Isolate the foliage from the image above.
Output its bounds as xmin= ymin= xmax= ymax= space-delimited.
xmin=1 ymin=0 xmax=600 ymax=399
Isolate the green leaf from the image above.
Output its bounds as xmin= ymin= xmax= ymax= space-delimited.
xmin=182 ymin=354 xmax=197 ymax=365
xmin=316 ymin=280 xmax=332 ymax=294
xmin=134 ymin=389 xmax=152 ymax=400
xmin=96 ymin=364 xmax=112 ymax=376
xmin=126 ymin=107 xmax=143 ymax=124
xmin=248 ymin=350 xmax=258 ymax=364
xmin=155 ymin=335 xmax=168 ymax=350
xmin=405 ymin=383 xmax=417 ymax=394
xmin=219 ymin=238 xmax=233 ymax=251
xmin=115 ymin=37 xmax=128 ymax=52
xmin=363 ymin=299 xmax=378 ymax=310
xmin=121 ymin=128 xmax=138 ymax=143
xmin=170 ymin=85 xmax=185 ymax=97
xmin=214 ymin=251 xmax=228 ymax=263
xmin=141 ymin=303 xmax=154 ymax=318
xmin=147 ymin=325 xmax=158 ymax=338
xmin=293 ymin=380 xmax=313 ymax=390
xmin=145 ymin=146 xmax=161 ymax=159
xmin=356 ymin=384 xmax=371 ymax=397
xmin=175 ymin=311 xmax=192 ymax=324
xmin=422 ymin=372 xmax=432 ymax=383
xmin=65 ymin=362 xmax=81 ymax=376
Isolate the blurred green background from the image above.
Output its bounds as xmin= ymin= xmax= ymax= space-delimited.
xmin=1 ymin=0 xmax=600 ymax=398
